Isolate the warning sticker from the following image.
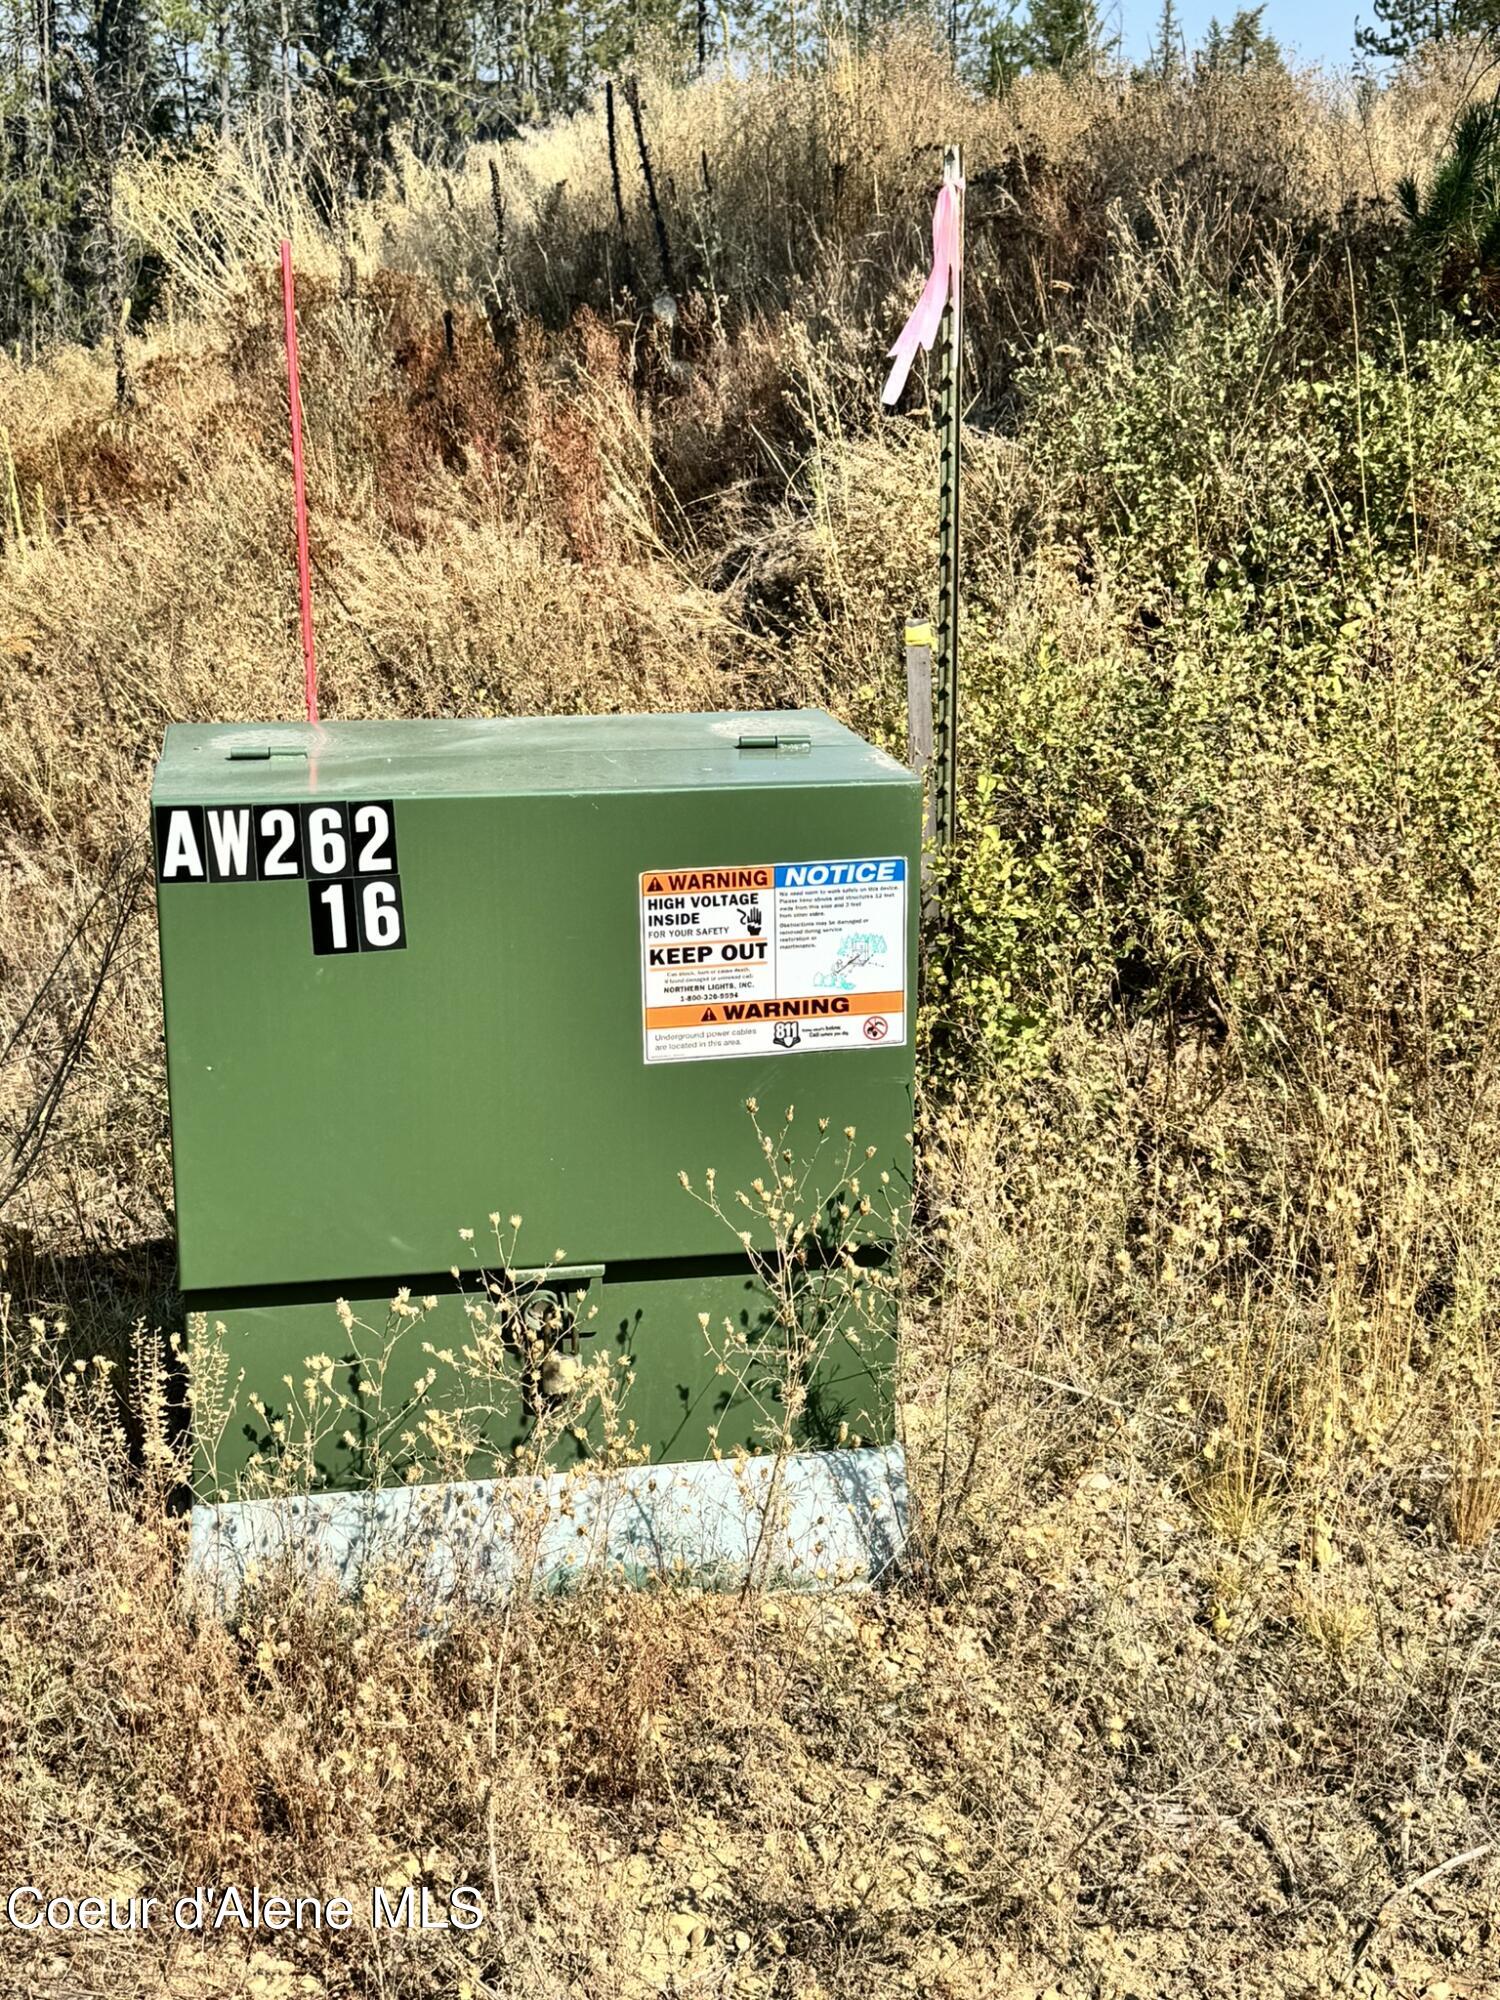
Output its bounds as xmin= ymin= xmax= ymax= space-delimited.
xmin=640 ymin=856 xmax=907 ymax=1064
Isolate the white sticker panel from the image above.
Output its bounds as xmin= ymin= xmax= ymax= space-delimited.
xmin=640 ymin=858 xmax=907 ymax=1064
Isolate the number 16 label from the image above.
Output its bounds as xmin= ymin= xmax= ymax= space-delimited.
xmin=309 ymin=875 xmax=407 ymax=955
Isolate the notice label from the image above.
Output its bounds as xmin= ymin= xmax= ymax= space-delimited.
xmin=640 ymin=857 xmax=907 ymax=1064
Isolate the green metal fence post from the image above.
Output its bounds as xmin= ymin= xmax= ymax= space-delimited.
xmin=934 ymin=143 xmax=963 ymax=856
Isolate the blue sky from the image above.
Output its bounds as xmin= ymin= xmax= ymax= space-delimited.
xmin=1113 ymin=0 xmax=1366 ymax=68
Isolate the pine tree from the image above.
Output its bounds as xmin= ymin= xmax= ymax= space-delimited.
xmin=1149 ymin=0 xmax=1183 ymax=77
xmin=91 ymin=0 xmax=172 ymax=140
xmin=1355 ymin=0 xmax=1499 ymax=61
xmin=977 ymin=0 xmax=1030 ymax=89
xmin=1023 ymin=0 xmax=1099 ymax=73
xmin=1198 ymin=3 xmax=1283 ymax=72
xmin=1397 ymin=89 xmax=1500 ymax=318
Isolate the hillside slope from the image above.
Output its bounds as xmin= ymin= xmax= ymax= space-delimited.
xmin=2 ymin=42 xmax=1499 ymax=2000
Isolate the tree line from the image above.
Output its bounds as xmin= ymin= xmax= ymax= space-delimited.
xmin=0 ymin=0 xmax=1485 ymax=357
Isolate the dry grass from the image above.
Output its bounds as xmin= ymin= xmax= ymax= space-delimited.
xmin=3 ymin=37 xmax=1500 ymax=2000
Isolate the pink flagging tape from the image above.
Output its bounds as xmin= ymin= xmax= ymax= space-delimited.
xmin=881 ymin=179 xmax=965 ymax=408
xmin=279 ymin=240 xmax=319 ymax=726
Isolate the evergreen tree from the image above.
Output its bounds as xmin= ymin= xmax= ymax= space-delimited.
xmin=1198 ymin=3 xmax=1283 ymax=72
xmin=1022 ymin=0 xmax=1099 ymax=72
xmin=977 ymin=0 xmax=1030 ymax=88
xmin=1149 ymin=0 xmax=1184 ymax=76
xmin=1355 ymin=0 xmax=1499 ymax=61
xmin=1397 ymin=88 xmax=1500 ymax=319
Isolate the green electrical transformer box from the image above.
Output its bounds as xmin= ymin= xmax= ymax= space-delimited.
xmin=152 ymin=711 xmax=919 ymax=1501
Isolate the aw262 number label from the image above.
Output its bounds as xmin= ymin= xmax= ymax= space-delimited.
xmin=153 ymin=801 xmax=406 ymax=956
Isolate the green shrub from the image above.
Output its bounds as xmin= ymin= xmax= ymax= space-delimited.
xmin=930 ymin=281 xmax=1500 ymax=1100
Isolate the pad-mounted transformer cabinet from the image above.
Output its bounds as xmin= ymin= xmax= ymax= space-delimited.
xmin=153 ymin=710 xmax=918 ymax=1522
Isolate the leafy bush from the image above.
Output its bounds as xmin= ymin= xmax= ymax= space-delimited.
xmin=931 ymin=245 xmax=1500 ymax=1099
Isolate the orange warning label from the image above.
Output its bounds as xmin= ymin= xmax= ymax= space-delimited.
xmin=645 ymin=990 xmax=903 ymax=1030
xmin=641 ymin=866 xmax=772 ymax=896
